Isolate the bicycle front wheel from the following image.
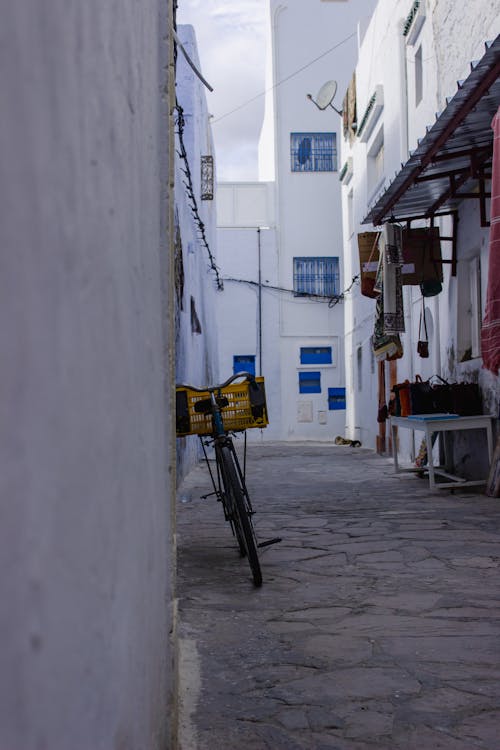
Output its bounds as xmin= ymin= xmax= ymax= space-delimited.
xmin=219 ymin=444 xmax=262 ymax=587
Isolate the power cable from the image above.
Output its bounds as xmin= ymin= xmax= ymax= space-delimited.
xmin=211 ymin=30 xmax=358 ymax=125
xmin=223 ymin=274 xmax=360 ymax=307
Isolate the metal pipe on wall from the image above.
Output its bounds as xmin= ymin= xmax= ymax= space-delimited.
xmin=258 ymin=227 xmax=263 ymax=376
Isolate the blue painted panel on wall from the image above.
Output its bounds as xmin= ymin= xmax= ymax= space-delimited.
xmin=299 ymin=371 xmax=321 ymax=394
xmin=233 ymin=355 xmax=255 ymax=376
xmin=328 ymin=387 xmax=346 ymax=410
xmin=300 ymin=346 xmax=332 ymax=365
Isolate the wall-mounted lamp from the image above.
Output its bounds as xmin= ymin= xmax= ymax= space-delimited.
xmin=306 ymin=80 xmax=343 ymax=116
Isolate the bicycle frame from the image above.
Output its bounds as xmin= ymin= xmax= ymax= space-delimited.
xmin=176 ymin=371 xmax=277 ymax=586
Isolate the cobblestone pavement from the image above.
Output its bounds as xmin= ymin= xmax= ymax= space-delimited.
xmin=176 ymin=442 xmax=500 ymax=750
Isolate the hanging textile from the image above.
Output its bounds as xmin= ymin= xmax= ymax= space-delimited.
xmin=382 ymin=223 xmax=405 ymax=335
xmin=342 ymin=72 xmax=357 ymax=144
xmin=372 ymin=250 xmax=403 ymax=361
xmin=481 ymin=105 xmax=500 ymax=374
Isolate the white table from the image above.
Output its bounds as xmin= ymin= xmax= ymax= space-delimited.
xmin=390 ymin=414 xmax=494 ymax=490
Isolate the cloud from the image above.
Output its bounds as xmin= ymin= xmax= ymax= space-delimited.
xmin=177 ymin=0 xmax=267 ymax=180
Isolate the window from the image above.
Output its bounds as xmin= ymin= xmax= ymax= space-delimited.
xmin=415 ymin=45 xmax=423 ymax=105
xmin=300 ymin=347 xmax=332 ymax=365
xmin=233 ymin=355 xmax=255 ymax=376
xmin=291 ymin=133 xmax=337 ymax=172
xmin=328 ymin=387 xmax=346 ymax=410
xmin=458 ymin=256 xmax=482 ymax=361
xmin=357 ymin=346 xmax=363 ymax=391
xmin=293 ymin=257 xmax=340 ymax=297
xmin=347 ymin=189 xmax=354 ymax=238
xmin=367 ymin=127 xmax=384 ymax=200
xmin=299 ymin=371 xmax=321 ymax=394
xmin=190 ymin=296 xmax=201 ymax=334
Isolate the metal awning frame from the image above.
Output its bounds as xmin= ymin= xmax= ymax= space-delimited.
xmin=363 ymin=36 xmax=500 ymax=236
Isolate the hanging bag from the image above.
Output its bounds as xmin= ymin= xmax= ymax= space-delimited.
xmin=417 ymin=296 xmax=429 ymax=358
xmin=419 ymin=228 xmax=442 ymax=297
xmin=361 ymin=232 xmax=381 ymax=298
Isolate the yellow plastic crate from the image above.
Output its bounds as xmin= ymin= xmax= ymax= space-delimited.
xmin=176 ymin=377 xmax=268 ymax=436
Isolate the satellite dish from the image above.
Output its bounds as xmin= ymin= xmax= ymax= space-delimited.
xmin=315 ymin=80 xmax=338 ymax=110
xmin=306 ymin=80 xmax=342 ymax=115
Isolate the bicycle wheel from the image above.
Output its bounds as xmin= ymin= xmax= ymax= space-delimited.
xmin=215 ymin=444 xmax=246 ymax=557
xmin=219 ymin=444 xmax=262 ymax=587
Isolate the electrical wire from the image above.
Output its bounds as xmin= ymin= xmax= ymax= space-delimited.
xmin=211 ymin=30 xmax=358 ymax=126
xmin=223 ymin=274 xmax=360 ymax=307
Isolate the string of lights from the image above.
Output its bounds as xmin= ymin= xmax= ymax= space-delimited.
xmin=174 ymin=103 xmax=224 ymax=291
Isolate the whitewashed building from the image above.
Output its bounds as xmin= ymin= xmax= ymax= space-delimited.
xmin=216 ymin=182 xmax=282 ymax=441
xmin=340 ymin=0 xmax=500 ymax=472
xmin=216 ymin=0 xmax=377 ymax=442
xmin=175 ymin=25 xmax=221 ymax=477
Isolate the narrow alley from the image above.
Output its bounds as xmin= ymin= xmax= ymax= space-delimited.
xmin=177 ymin=442 xmax=500 ymax=750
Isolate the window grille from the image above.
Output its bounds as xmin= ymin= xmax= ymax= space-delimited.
xmin=233 ymin=355 xmax=256 ymax=376
xmin=300 ymin=347 xmax=332 ymax=365
xmin=299 ymin=371 xmax=321 ymax=394
xmin=201 ymin=155 xmax=214 ymax=200
xmin=293 ymin=257 xmax=340 ymax=297
xmin=290 ymin=133 xmax=337 ymax=172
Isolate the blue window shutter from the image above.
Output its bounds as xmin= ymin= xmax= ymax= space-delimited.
xmin=300 ymin=347 xmax=332 ymax=365
xmin=293 ymin=257 xmax=340 ymax=297
xmin=233 ymin=355 xmax=256 ymax=376
xmin=328 ymin=387 xmax=346 ymax=410
xmin=299 ymin=371 xmax=321 ymax=394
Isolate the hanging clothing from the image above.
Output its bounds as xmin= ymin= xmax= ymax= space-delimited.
xmin=481 ymin=106 xmax=500 ymax=374
xmin=382 ymin=224 xmax=405 ymax=335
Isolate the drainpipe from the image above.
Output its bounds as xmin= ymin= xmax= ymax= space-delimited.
xmin=257 ymin=227 xmax=263 ymax=376
xmin=398 ymin=18 xmax=409 ymax=160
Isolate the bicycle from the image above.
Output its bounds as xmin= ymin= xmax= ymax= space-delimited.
xmin=176 ymin=372 xmax=280 ymax=587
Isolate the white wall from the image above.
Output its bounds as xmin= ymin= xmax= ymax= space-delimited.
xmin=341 ymin=0 xmax=499 ymax=461
xmin=1 ymin=3 xmax=175 ymax=748
xmin=270 ymin=0 xmax=377 ymax=441
xmin=175 ymin=26 xmax=220 ymax=478
xmin=216 ymin=221 xmax=283 ymax=441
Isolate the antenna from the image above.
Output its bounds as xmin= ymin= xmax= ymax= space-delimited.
xmin=307 ymin=80 xmax=342 ymax=115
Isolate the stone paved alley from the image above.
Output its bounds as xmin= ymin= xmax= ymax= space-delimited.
xmin=176 ymin=442 xmax=500 ymax=749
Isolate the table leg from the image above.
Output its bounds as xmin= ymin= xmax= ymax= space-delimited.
xmin=486 ymin=420 xmax=494 ymax=463
xmin=392 ymin=422 xmax=399 ymax=472
xmin=425 ymin=425 xmax=436 ymax=490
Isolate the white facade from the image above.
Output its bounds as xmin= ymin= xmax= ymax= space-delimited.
xmin=269 ymin=0 xmax=378 ymax=442
xmin=340 ymin=0 xmax=500 ymax=464
xmin=216 ymin=183 xmax=282 ymax=441
xmin=216 ymin=0 xmax=375 ymax=442
xmin=175 ymin=26 xmax=220 ymax=478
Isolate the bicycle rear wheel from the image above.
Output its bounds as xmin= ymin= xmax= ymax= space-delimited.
xmin=219 ymin=443 xmax=262 ymax=587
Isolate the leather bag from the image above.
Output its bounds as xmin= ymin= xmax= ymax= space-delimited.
xmin=417 ymin=297 xmax=429 ymax=358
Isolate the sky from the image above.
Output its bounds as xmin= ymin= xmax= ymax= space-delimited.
xmin=176 ymin=0 xmax=268 ymax=181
